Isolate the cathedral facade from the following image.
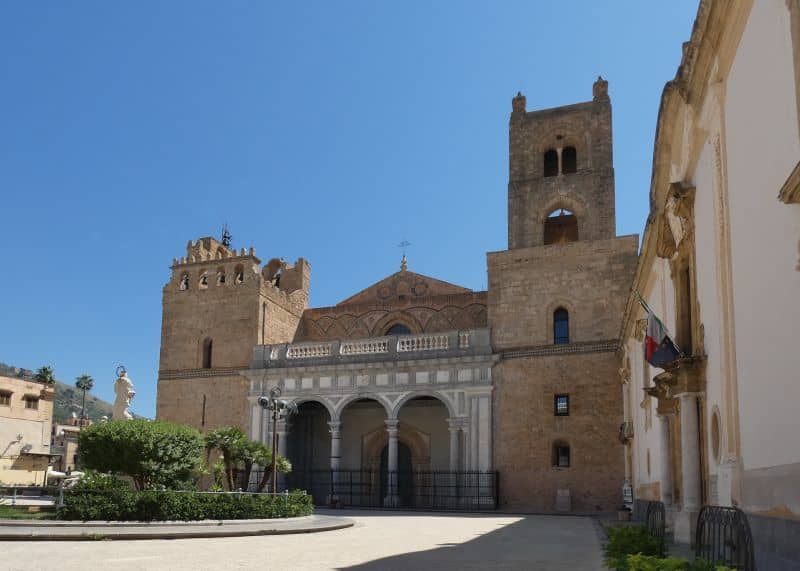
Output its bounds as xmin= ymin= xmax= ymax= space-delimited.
xmin=156 ymin=78 xmax=638 ymax=512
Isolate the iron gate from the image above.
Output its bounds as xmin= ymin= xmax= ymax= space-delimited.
xmin=695 ymin=505 xmax=755 ymax=570
xmin=249 ymin=469 xmax=498 ymax=511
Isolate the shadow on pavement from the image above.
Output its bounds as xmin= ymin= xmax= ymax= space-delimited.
xmin=336 ymin=513 xmax=605 ymax=571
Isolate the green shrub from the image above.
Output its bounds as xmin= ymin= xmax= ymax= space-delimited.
xmin=57 ymin=489 xmax=313 ymax=522
xmin=626 ymin=554 xmax=733 ymax=571
xmin=78 ymin=419 xmax=205 ymax=490
xmin=71 ymin=470 xmax=130 ymax=491
xmin=604 ymin=525 xmax=664 ymax=570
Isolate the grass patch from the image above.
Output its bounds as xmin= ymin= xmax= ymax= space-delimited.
xmin=0 ymin=505 xmax=56 ymax=520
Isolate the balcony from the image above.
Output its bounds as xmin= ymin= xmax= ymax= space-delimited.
xmin=251 ymin=329 xmax=491 ymax=369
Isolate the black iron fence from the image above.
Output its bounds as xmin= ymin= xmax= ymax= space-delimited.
xmin=633 ymin=499 xmax=666 ymax=557
xmin=695 ymin=505 xmax=755 ymax=571
xmin=245 ymin=469 xmax=498 ymax=511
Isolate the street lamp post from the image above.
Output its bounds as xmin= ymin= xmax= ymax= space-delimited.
xmin=257 ymin=387 xmax=297 ymax=494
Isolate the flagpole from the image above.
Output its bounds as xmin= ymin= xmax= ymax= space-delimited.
xmin=634 ymin=290 xmax=652 ymax=314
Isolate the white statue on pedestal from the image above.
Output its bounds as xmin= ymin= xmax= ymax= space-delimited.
xmin=112 ymin=366 xmax=136 ymax=420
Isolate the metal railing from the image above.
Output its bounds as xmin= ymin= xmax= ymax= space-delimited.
xmin=695 ymin=505 xmax=755 ymax=570
xmin=0 ymin=485 xmax=60 ymax=507
xmin=633 ymin=499 xmax=666 ymax=557
xmin=262 ymin=469 xmax=498 ymax=511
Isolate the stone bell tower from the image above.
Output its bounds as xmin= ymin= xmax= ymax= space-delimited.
xmin=487 ymin=78 xmax=639 ymax=512
xmin=156 ymin=235 xmax=310 ymax=432
xmin=507 ymin=76 xmax=616 ymax=250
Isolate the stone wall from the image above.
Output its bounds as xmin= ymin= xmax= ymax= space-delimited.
xmin=156 ymin=237 xmax=308 ymax=432
xmin=487 ymin=235 xmax=638 ymax=350
xmin=297 ymin=292 xmax=487 ymax=341
xmin=508 ymin=80 xmax=616 ymax=250
xmin=492 ymin=350 xmax=624 ymax=512
xmin=156 ymin=373 xmax=249 ymax=432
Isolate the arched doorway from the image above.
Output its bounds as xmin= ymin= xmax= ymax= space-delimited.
xmin=380 ymin=442 xmax=413 ymax=507
xmin=286 ymin=401 xmax=330 ymax=504
xmin=339 ymin=397 xmax=389 ymax=507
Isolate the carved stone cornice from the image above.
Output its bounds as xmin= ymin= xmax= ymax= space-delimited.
xmin=778 ymin=160 xmax=800 ymax=204
xmin=660 ymin=355 xmax=707 ymax=394
xmin=656 ymin=183 xmax=696 ymax=259
xmin=644 ymin=380 xmax=677 ymax=417
xmin=644 ymin=355 xmax=707 ymax=416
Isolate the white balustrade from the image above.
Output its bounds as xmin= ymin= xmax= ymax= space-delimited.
xmin=286 ymin=343 xmax=332 ymax=359
xmin=397 ymin=333 xmax=450 ymax=352
xmin=340 ymin=339 xmax=389 ymax=355
xmin=274 ymin=330 xmax=478 ymax=361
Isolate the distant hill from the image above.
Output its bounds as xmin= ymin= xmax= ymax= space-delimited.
xmin=0 ymin=361 xmax=118 ymax=424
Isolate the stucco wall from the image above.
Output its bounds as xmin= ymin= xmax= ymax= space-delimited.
xmin=0 ymin=376 xmax=53 ymax=485
xmin=725 ymin=0 xmax=800 ymax=474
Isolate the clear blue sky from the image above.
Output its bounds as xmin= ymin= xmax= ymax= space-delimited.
xmin=0 ymin=1 xmax=698 ymax=418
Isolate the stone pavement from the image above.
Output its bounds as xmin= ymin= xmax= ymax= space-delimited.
xmin=1 ymin=510 xmax=605 ymax=570
xmin=0 ymin=514 xmax=354 ymax=540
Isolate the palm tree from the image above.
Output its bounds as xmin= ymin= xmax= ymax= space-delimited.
xmin=255 ymin=447 xmax=291 ymax=493
xmin=204 ymin=427 xmax=292 ymax=491
xmin=34 ymin=366 xmax=55 ymax=385
xmin=75 ymin=374 xmax=94 ymax=426
xmin=204 ymin=426 xmax=248 ymax=490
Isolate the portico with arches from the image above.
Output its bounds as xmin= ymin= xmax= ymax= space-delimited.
xmin=244 ymin=326 xmax=495 ymax=507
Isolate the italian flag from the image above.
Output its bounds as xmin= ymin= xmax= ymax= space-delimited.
xmin=644 ymin=309 xmax=681 ymax=367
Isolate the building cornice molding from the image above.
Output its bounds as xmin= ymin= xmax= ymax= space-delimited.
xmin=158 ymin=367 xmax=248 ymax=380
xmin=242 ymin=354 xmax=499 ymax=379
xmin=501 ymin=340 xmax=618 ymax=360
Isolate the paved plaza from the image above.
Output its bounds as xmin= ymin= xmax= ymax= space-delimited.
xmin=1 ymin=510 xmax=605 ymax=570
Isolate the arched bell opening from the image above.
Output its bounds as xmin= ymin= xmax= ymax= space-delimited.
xmin=544 ymin=208 xmax=579 ymax=245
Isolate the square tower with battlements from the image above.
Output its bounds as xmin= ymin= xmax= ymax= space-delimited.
xmin=488 ymin=78 xmax=638 ymax=512
xmin=156 ymin=235 xmax=310 ymax=432
xmin=508 ymin=77 xmax=615 ymax=250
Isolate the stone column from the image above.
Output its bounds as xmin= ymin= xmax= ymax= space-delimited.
xmin=659 ymin=415 xmax=673 ymax=506
xmin=679 ymin=395 xmax=701 ymax=509
xmin=384 ymin=419 xmax=399 ymax=507
xmin=275 ymin=420 xmax=288 ymax=491
xmin=447 ymin=419 xmax=461 ymax=471
xmin=328 ymin=420 xmax=342 ymax=505
xmin=461 ymin=427 xmax=470 ymax=471
xmin=556 ymin=146 xmax=563 ymax=174
xmin=674 ymin=393 xmax=701 ymax=544
xmin=328 ymin=421 xmax=342 ymax=471
xmin=469 ymin=397 xmax=479 ymax=470
xmin=250 ymin=402 xmax=261 ymax=442
xmin=275 ymin=420 xmax=288 ymax=458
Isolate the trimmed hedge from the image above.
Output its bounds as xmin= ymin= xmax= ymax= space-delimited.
xmin=57 ymin=489 xmax=313 ymax=521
